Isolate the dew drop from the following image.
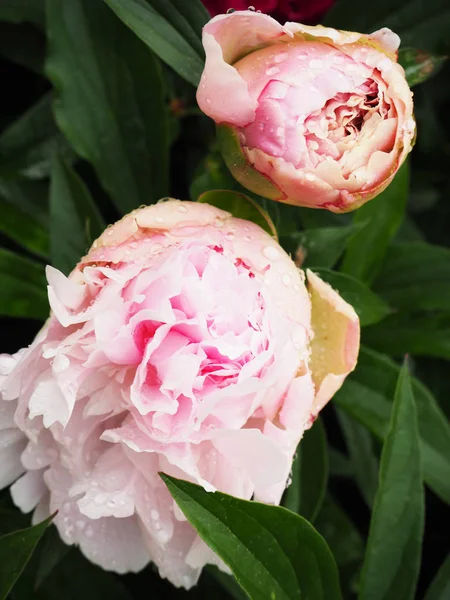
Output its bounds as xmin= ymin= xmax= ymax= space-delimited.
xmin=274 ymin=52 xmax=288 ymax=64
xmin=206 ymin=98 xmax=212 ymax=104
xmin=130 ymin=242 xmax=138 ymax=249
xmin=262 ymin=246 xmax=281 ymax=261
xmin=305 ymin=173 xmax=316 ymax=181
xmin=155 ymin=216 xmax=165 ymax=223
xmin=151 ymin=509 xmax=159 ymax=520
xmin=225 ymin=232 xmax=235 ymax=241
xmin=293 ymin=284 xmax=301 ymax=292
xmin=76 ymin=520 xmax=86 ymax=531
xmin=106 ymin=499 xmax=116 ymax=508
xmin=85 ymin=525 xmax=94 ymax=538
xmin=244 ymin=236 xmax=252 ymax=242
xmin=266 ymin=66 xmax=280 ymax=77
xmin=177 ymin=204 xmax=188 ymax=213
xmin=282 ymin=274 xmax=291 ymax=286
xmin=226 ymin=7 xmax=235 ymax=12
xmin=248 ymin=5 xmax=256 ymax=10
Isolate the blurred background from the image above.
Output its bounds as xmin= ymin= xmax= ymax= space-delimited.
xmin=0 ymin=1 xmax=449 ymax=598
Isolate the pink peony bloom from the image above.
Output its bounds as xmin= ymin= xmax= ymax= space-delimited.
xmin=197 ymin=11 xmax=415 ymax=212
xmin=0 ymin=200 xmax=359 ymax=587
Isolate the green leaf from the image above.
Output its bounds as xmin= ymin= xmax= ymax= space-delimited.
xmin=0 ymin=515 xmax=53 ymax=600
xmin=198 ymin=189 xmax=278 ymax=239
xmin=0 ymin=196 xmax=48 ymax=259
xmin=0 ymin=249 xmax=48 ymax=320
xmin=0 ymin=22 xmax=45 ymax=73
xmin=46 ymin=0 xmax=169 ymax=215
xmin=35 ymin=526 xmax=70 ymax=589
xmin=283 ymin=418 xmax=328 ymax=522
xmin=398 ymin=47 xmax=447 ymax=87
xmin=315 ymin=495 xmax=364 ymax=568
xmin=164 ymin=0 xmax=209 ymax=40
xmin=373 ymin=242 xmax=450 ymax=312
xmin=364 ymin=312 xmax=450 ymax=360
xmin=0 ymin=0 xmax=45 ymax=28
xmin=311 ymin=268 xmax=392 ymax=327
xmin=102 ymin=0 xmax=204 ymax=86
xmin=0 ymin=93 xmax=75 ymax=180
xmin=359 ymin=362 xmax=424 ymax=600
xmin=334 ymin=346 xmax=450 ymax=504
xmin=291 ymin=222 xmax=365 ymax=269
xmin=425 ymin=553 xmax=450 ymax=600
xmin=36 ymin=549 xmax=133 ymax=600
xmin=337 ymin=410 xmax=379 ymax=507
xmin=328 ymin=447 xmax=353 ymax=478
xmin=342 ymin=162 xmax=409 ymax=283
xmin=50 ymin=155 xmax=104 ymax=275
xmin=324 ymin=0 xmax=450 ymax=54
xmin=162 ymin=474 xmax=342 ymax=600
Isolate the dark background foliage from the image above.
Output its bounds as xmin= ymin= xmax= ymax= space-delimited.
xmin=0 ymin=1 xmax=449 ymax=599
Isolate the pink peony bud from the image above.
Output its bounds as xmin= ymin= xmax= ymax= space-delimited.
xmin=0 ymin=201 xmax=359 ymax=587
xmin=197 ymin=11 xmax=415 ymax=212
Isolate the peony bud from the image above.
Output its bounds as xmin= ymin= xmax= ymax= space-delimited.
xmin=0 ymin=200 xmax=359 ymax=587
xmin=197 ymin=11 xmax=415 ymax=212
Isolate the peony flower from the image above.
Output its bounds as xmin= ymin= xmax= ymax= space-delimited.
xmin=0 ymin=200 xmax=359 ymax=587
xmin=203 ymin=1 xmax=334 ymax=24
xmin=197 ymin=10 xmax=415 ymax=212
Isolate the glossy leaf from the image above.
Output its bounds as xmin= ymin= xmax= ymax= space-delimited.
xmin=50 ymin=155 xmax=104 ymax=275
xmin=0 ymin=515 xmax=53 ymax=600
xmin=425 ymin=553 xmax=450 ymax=600
xmin=46 ymin=0 xmax=169 ymax=215
xmin=103 ymin=0 xmax=204 ymax=86
xmin=364 ymin=312 xmax=450 ymax=360
xmin=283 ymin=418 xmax=328 ymax=522
xmin=374 ymin=242 xmax=450 ymax=312
xmin=342 ymin=162 xmax=409 ymax=283
xmin=291 ymin=222 xmax=365 ymax=269
xmin=146 ymin=0 xmax=205 ymax=56
xmin=359 ymin=363 xmax=424 ymax=600
xmin=398 ymin=47 xmax=447 ymax=87
xmin=198 ymin=189 xmax=278 ymax=239
xmin=334 ymin=346 xmax=450 ymax=504
xmin=0 ymin=93 xmax=74 ymax=179
xmin=0 ymin=249 xmax=48 ymax=319
xmin=311 ymin=268 xmax=391 ymax=327
xmin=162 ymin=474 xmax=342 ymax=600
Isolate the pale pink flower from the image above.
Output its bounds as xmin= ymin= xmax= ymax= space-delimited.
xmin=0 ymin=200 xmax=359 ymax=587
xmin=197 ymin=11 xmax=415 ymax=212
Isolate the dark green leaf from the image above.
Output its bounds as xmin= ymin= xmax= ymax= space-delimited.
xmin=311 ymin=268 xmax=392 ymax=327
xmin=359 ymin=362 xmax=424 ymax=600
xmin=102 ymin=0 xmax=204 ymax=86
xmin=146 ymin=0 xmax=205 ymax=56
xmin=198 ymin=189 xmax=277 ymax=238
xmin=425 ymin=553 xmax=450 ymax=600
xmin=46 ymin=0 xmax=169 ymax=214
xmin=398 ymin=47 xmax=447 ymax=87
xmin=0 ymin=0 xmax=45 ymax=28
xmin=162 ymin=474 xmax=342 ymax=600
xmin=0 ymin=249 xmax=48 ymax=319
xmin=334 ymin=346 xmax=450 ymax=504
xmin=374 ymin=242 xmax=450 ymax=312
xmin=364 ymin=312 xmax=450 ymax=360
xmin=291 ymin=222 xmax=365 ymax=269
xmin=206 ymin=566 xmax=249 ymax=600
xmin=50 ymin=155 xmax=104 ymax=275
xmin=0 ymin=515 xmax=53 ymax=600
xmin=0 ymin=93 xmax=75 ymax=180
xmin=342 ymin=162 xmax=409 ymax=283
xmin=283 ymin=418 xmax=328 ymax=522
xmin=37 ymin=549 xmax=133 ymax=600
xmin=315 ymin=495 xmax=364 ymax=568
xmin=0 ymin=196 xmax=48 ymax=258
xmin=325 ymin=0 xmax=450 ymax=54
xmin=165 ymin=0 xmax=209 ymax=40
xmin=35 ymin=526 xmax=70 ymax=589
xmin=328 ymin=448 xmax=353 ymax=478
xmin=337 ymin=410 xmax=379 ymax=507
xmin=0 ymin=22 xmax=45 ymax=73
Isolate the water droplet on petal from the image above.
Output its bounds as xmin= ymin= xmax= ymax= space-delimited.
xmin=177 ymin=204 xmax=188 ymax=213
xmin=305 ymin=173 xmax=316 ymax=182
xmin=262 ymin=246 xmax=281 ymax=261
xmin=274 ymin=52 xmax=288 ymax=64
xmin=151 ymin=509 xmax=159 ymax=520
xmin=266 ymin=66 xmax=280 ymax=77
xmin=282 ymin=274 xmax=291 ymax=286
xmin=85 ymin=525 xmax=94 ymax=538
xmin=155 ymin=216 xmax=165 ymax=223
